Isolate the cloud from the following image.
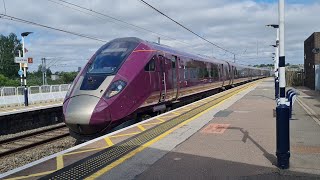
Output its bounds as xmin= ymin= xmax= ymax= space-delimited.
xmin=0 ymin=0 xmax=319 ymax=72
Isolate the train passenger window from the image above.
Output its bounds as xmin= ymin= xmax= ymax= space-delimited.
xmin=234 ymin=67 xmax=238 ymax=78
xmin=145 ymin=56 xmax=156 ymax=71
xmin=171 ymin=56 xmax=177 ymax=68
xmin=210 ymin=64 xmax=219 ymax=80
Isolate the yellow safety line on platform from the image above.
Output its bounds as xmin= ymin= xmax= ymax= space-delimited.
xmin=172 ymin=112 xmax=181 ymax=115
xmin=141 ymin=122 xmax=161 ymax=126
xmin=56 ymin=155 xmax=64 ymax=170
xmin=155 ymin=117 xmax=165 ymax=122
xmin=85 ymin=81 xmax=258 ymax=180
xmin=160 ymin=114 xmax=178 ymax=119
xmin=4 ymin=170 xmax=55 ymax=180
xmin=137 ymin=125 xmax=146 ymax=131
xmin=110 ymin=132 xmax=140 ymax=138
xmin=104 ymin=137 xmax=114 ymax=146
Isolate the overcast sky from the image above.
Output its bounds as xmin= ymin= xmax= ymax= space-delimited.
xmin=0 ymin=0 xmax=319 ymax=72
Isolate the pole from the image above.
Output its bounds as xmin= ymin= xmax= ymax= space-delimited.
xmin=22 ymin=36 xmax=29 ymax=106
xmin=18 ymin=51 xmax=23 ymax=87
xmin=233 ymin=54 xmax=235 ymax=63
xmin=276 ymin=0 xmax=290 ymax=169
xmin=158 ymin=37 xmax=160 ymax=44
xmin=44 ymin=58 xmax=47 ymax=85
xmin=275 ymin=28 xmax=280 ymax=99
xmin=42 ymin=58 xmax=45 ymax=85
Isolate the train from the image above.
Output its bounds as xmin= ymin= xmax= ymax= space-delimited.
xmin=63 ymin=37 xmax=270 ymax=140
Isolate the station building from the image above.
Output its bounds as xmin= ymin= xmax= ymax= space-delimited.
xmin=304 ymin=32 xmax=320 ymax=90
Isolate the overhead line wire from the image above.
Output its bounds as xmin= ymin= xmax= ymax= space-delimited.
xmin=52 ymin=0 xmax=193 ymax=47
xmin=139 ymin=0 xmax=236 ymax=55
xmin=0 ymin=13 xmax=107 ymax=42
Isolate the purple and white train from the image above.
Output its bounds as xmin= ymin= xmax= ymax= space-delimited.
xmin=63 ymin=37 xmax=269 ymax=139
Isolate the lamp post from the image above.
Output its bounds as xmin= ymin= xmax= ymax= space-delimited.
xmin=266 ymin=24 xmax=279 ymax=99
xmin=276 ymin=0 xmax=290 ymax=169
xmin=21 ymin=32 xmax=33 ymax=106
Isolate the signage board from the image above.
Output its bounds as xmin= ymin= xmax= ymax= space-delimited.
xmin=18 ymin=70 xmax=24 ymax=76
xmin=14 ymin=57 xmax=28 ymax=63
xmin=28 ymin=57 xmax=33 ymax=63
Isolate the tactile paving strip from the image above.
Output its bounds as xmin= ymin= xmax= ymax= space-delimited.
xmin=40 ymin=82 xmax=255 ymax=180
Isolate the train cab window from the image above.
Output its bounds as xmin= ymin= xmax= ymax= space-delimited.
xmin=144 ymin=56 xmax=156 ymax=71
xmin=87 ymin=40 xmax=139 ymax=74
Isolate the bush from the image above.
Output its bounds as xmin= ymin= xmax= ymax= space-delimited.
xmin=0 ymin=74 xmax=19 ymax=87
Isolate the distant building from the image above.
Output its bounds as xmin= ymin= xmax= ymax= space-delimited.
xmin=51 ymin=74 xmax=60 ymax=81
xmin=304 ymin=32 xmax=320 ymax=90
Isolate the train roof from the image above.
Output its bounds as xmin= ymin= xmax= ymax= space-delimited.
xmin=110 ymin=37 xmax=268 ymax=71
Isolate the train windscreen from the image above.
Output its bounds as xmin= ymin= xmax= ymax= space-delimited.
xmin=87 ymin=40 xmax=139 ymax=74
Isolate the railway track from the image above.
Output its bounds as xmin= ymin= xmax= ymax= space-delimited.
xmin=0 ymin=124 xmax=70 ymax=157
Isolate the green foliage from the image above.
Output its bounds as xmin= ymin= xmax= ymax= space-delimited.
xmin=0 ymin=74 xmax=19 ymax=86
xmin=0 ymin=33 xmax=22 ymax=78
xmin=0 ymin=33 xmax=79 ymax=87
xmin=59 ymin=71 xmax=78 ymax=83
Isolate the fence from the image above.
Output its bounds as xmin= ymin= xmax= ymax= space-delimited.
xmin=0 ymin=84 xmax=71 ymax=108
xmin=286 ymin=70 xmax=304 ymax=87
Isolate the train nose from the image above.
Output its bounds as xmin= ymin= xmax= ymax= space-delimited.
xmin=63 ymin=95 xmax=111 ymax=135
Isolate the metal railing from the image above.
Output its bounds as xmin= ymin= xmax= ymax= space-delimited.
xmin=0 ymin=84 xmax=71 ymax=108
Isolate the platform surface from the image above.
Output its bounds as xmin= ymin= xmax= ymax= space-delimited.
xmin=101 ymin=79 xmax=320 ymax=179
xmin=2 ymin=78 xmax=320 ymax=179
xmin=0 ymin=102 xmax=62 ymax=116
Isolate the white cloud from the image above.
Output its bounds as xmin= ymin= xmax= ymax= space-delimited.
xmin=0 ymin=0 xmax=319 ymax=72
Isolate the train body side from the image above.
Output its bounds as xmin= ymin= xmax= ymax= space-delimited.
xmin=63 ymin=37 xmax=269 ymax=139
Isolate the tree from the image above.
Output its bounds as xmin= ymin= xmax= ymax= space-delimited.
xmin=0 ymin=74 xmax=19 ymax=86
xmin=60 ymin=72 xmax=78 ymax=83
xmin=35 ymin=64 xmax=52 ymax=77
xmin=0 ymin=33 xmax=22 ymax=78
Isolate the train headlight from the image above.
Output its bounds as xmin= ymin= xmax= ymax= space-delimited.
xmin=105 ymin=80 xmax=127 ymax=98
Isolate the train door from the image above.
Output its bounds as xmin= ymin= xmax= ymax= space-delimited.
xmin=158 ymin=55 xmax=166 ymax=102
xmin=231 ymin=66 xmax=235 ymax=84
xmin=170 ymin=55 xmax=179 ymax=100
xmin=227 ymin=62 xmax=232 ymax=85
xmin=219 ymin=64 xmax=225 ymax=87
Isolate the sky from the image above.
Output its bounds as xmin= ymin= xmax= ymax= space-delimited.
xmin=0 ymin=0 xmax=319 ymax=72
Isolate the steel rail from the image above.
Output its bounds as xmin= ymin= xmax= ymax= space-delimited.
xmin=0 ymin=125 xmax=69 ymax=157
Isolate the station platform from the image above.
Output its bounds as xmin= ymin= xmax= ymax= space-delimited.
xmin=0 ymin=102 xmax=62 ymax=117
xmin=1 ymin=78 xmax=320 ymax=180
